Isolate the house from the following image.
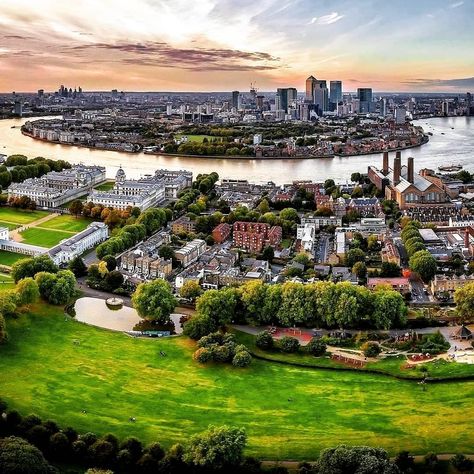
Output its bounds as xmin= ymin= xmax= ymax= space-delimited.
xmin=367 ymin=277 xmax=411 ymax=294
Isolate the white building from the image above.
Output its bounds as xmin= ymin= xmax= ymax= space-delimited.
xmin=174 ymin=239 xmax=206 ymax=267
xmin=48 ymin=222 xmax=109 ymax=264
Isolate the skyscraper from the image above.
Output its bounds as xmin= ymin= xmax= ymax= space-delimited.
xmin=306 ymin=75 xmax=328 ymax=116
xmin=276 ymin=88 xmax=297 ymax=114
xmin=329 ymin=81 xmax=342 ymax=111
xmin=231 ymin=90 xmax=240 ymax=109
xmin=357 ymin=88 xmax=373 ymax=113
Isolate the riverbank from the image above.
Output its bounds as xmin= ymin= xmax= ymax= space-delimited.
xmin=21 ymin=127 xmax=429 ymax=160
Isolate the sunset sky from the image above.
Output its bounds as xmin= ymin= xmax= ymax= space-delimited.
xmin=0 ymin=0 xmax=473 ymax=93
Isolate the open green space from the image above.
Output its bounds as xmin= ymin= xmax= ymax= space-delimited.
xmin=0 ymin=207 xmax=50 ymax=225
xmin=94 ymin=180 xmax=115 ymax=191
xmin=37 ymin=214 xmax=93 ymax=233
xmin=0 ymin=273 xmax=15 ymax=292
xmin=234 ymin=330 xmax=474 ymax=381
xmin=175 ymin=134 xmax=222 ymax=143
xmin=0 ymin=249 xmax=28 ymax=266
xmin=0 ymin=221 xmax=19 ymax=230
xmin=0 ymin=305 xmax=473 ymax=460
xmin=19 ymin=228 xmax=72 ymax=247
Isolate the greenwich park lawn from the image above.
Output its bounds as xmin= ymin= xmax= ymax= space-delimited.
xmin=0 ymin=207 xmax=50 ymax=225
xmin=0 ymin=250 xmax=28 ymax=267
xmin=0 ymin=273 xmax=15 ymax=292
xmin=37 ymin=214 xmax=93 ymax=233
xmin=19 ymin=228 xmax=73 ymax=247
xmin=1 ymin=304 xmax=473 ymax=460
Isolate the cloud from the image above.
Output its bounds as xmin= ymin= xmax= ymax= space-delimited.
xmin=68 ymin=41 xmax=281 ymax=71
xmin=449 ymin=1 xmax=464 ymax=8
xmin=403 ymin=77 xmax=474 ymax=88
xmin=309 ymin=12 xmax=344 ymax=25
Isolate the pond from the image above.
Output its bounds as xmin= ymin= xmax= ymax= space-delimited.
xmin=73 ymin=297 xmax=184 ymax=334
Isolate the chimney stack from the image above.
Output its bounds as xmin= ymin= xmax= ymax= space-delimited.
xmin=465 ymin=228 xmax=470 ymax=248
xmin=393 ymin=155 xmax=401 ymax=184
xmin=407 ymin=156 xmax=414 ymax=183
xmin=382 ymin=151 xmax=389 ymax=174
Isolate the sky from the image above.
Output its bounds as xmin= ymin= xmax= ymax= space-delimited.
xmin=0 ymin=0 xmax=473 ymax=93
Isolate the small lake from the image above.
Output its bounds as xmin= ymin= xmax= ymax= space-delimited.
xmin=73 ymin=297 xmax=184 ymax=334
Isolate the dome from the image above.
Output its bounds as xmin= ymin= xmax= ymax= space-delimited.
xmin=116 ymin=166 xmax=126 ymax=183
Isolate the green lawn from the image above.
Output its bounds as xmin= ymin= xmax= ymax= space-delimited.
xmin=0 ymin=207 xmax=50 ymax=225
xmin=94 ymin=181 xmax=115 ymax=191
xmin=19 ymin=228 xmax=72 ymax=247
xmin=0 ymin=273 xmax=15 ymax=292
xmin=175 ymin=134 xmax=222 ymax=143
xmin=0 ymin=221 xmax=19 ymax=231
xmin=37 ymin=215 xmax=92 ymax=233
xmin=0 ymin=305 xmax=473 ymax=460
xmin=0 ymin=249 xmax=28 ymax=266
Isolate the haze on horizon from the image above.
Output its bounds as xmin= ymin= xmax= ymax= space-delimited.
xmin=0 ymin=0 xmax=473 ymax=94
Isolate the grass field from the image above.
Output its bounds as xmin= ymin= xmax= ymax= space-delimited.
xmin=0 ymin=207 xmax=50 ymax=225
xmin=37 ymin=215 xmax=93 ymax=233
xmin=0 ymin=221 xmax=19 ymax=230
xmin=94 ymin=181 xmax=115 ymax=191
xmin=19 ymin=228 xmax=72 ymax=247
xmin=0 ymin=305 xmax=473 ymax=460
xmin=0 ymin=249 xmax=28 ymax=266
xmin=175 ymin=134 xmax=222 ymax=143
xmin=0 ymin=273 xmax=15 ymax=292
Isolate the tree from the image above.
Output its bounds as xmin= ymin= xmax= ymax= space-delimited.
xmin=279 ymin=208 xmax=299 ymax=222
xmin=450 ymin=454 xmax=473 ymax=473
xmin=380 ymin=262 xmax=401 ymax=278
xmin=195 ymin=288 xmax=238 ymax=327
xmin=345 ymin=248 xmax=366 ymax=268
xmin=69 ymin=199 xmax=84 ymax=217
xmin=255 ymin=331 xmax=274 ymax=350
xmin=361 ymin=341 xmax=381 ymax=357
xmin=0 ymin=292 xmax=18 ymax=318
xmin=306 ymin=337 xmax=327 ymax=356
xmin=371 ymin=289 xmax=407 ymax=329
xmin=262 ymin=245 xmax=274 ymax=262
xmin=183 ymin=315 xmax=217 ymax=340
xmin=104 ymin=270 xmax=124 ymax=290
xmin=0 ymin=436 xmax=52 ymax=474
xmin=317 ymin=445 xmax=400 ymax=474
xmin=232 ymin=350 xmax=252 ymax=367
xmin=68 ymin=256 xmax=87 ymax=277
xmin=454 ymin=282 xmax=474 ymax=322
xmin=0 ymin=314 xmax=8 ymax=344
xmin=132 ymin=279 xmax=177 ymax=324
xmin=279 ymin=336 xmax=300 ymax=353
xmin=351 ymin=172 xmax=362 ymax=183
xmin=158 ymin=245 xmax=174 ymax=261
xmin=179 ymin=280 xmax=203 ymax=301
xmin=409 ymin=250 xmax=437 ymax=282
xmin=16 ymin=278 xmax=39 ymax=307
xmin=352 ymin=261 xmax=367 ymax=280
xmin=101 ymin=255 xmax=117 ymax=271
xmin=183 ymin=425 xmax=247 ymax=469
xmin=293 ymin=252 xmax=311 ymax=267
xmin=11 ymin=255 xmax=58 ymax=283
xmin=257 ymin=199 xmax=270 ymax=214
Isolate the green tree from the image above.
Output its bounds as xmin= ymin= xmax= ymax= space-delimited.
xmin=409 ymin=250 xmax=437 ymax=282
xmin=158 ymin=245 xmax=174 ymax=261
xmin=104 ymin=270 xmax=124 ymax=290
xmin=293 ymin=252 xmax=311 ymax=267
xmin=380 ymin=262 xmax=401 ymax=277
xmin=454 ymin=282 xmax=474 ymax=322
xmin=306 ymin=337 xmax=327 ymax=356
xmin=69 ymin=199 xmax=84 ymax=217
xmin=279 ymin=207 xmax=299 ymax=222
xmin=255 ymin=330 xmax=274 ymax=350
xmin=279 ymin=336 xmax=300 ymax=353
xmin=11 ymin=255 xmax=58 ymax=283
xmin=0 ymin=313 xmax=8 ymax=344
xmin=262 ymin=245 xmax=275 ymax=262
xmin=257 ymin=199 xmax=270 ymax=214
xmin=352 ymin=261 xmax=367 ymax=280
xmin=183 ymin=315 xmax=217 ymax=340
xmin=183 ymin=425 xmax=247 ymax=469
xmin=345 ymin=248 xmax=366 ymax=268
xmin=16 ymin=278 xmax=39 ymax=307
xmin=0 ymin=292 xmax=18 ymax=318
xmin=101 ymin=255 xmax=117 ymax=271
xmin=0 ymin=436 xmax=52 ymax=474
xmin=68 ymin=256 xmax=88 ymax=277
xmin=239 ymin=281 xmax=268 ymax=324
xmin=179 ymin=280 xmax=203 ymax=301
xmin=195 ymin=288 xmax=238 ymax=327
xmin=132 ymin=280 xmax=176 ymax=324
xmin=371 ymin=289 xmax=407 ymax=329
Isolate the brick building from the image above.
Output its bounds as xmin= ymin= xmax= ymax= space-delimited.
xmin=212 ymin=223 xmax=232 ymax=244
xmin=232 ymin=221 xmax=282 ymax=253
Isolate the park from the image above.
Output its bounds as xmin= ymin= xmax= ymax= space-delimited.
xmin=0 ymin=302 xmax=473 ymax=461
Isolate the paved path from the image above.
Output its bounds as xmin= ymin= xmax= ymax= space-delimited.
xmin=9 ymin=212 xmax=59 ymax=242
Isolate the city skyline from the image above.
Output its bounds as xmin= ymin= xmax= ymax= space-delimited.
xmin=0 ymin=0 xmax=473 ymax=93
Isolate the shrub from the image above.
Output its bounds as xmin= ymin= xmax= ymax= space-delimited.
xmin=232 ymin=351 xmax=252 ymax=367
xmin=450 ymin=454 xmax=473 ymax=472
xmin=361 ymin=341 xmax=381 ymax=358
xmin=193 ymin=347 xmax=213 ymax=364
xmin=256 ymin=331 xmax=274 ymax=350
xmin=279 ymin=336 xmax=300 ymax=353
xmin=306 ymin=338 xmax=327 ymax=356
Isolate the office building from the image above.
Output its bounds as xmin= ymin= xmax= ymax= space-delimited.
xmin=276 ymin=88 xmax=297 ymax=114
xmin=329 ymin=81 xmax=342 ymax=111
xmin=357 ymin=88 xmax=373 ymax=113
xmin=306 ymin=76 xmax=328 ymax=115
xmin=231 ymin=90 xmax=240 ymax=109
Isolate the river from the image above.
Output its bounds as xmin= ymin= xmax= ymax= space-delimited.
xmin=0 ymin=116 xmax=472 ymax=184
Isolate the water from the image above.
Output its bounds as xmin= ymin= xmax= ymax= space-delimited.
xmin=0 ymin=116 xmax=472 ymax=184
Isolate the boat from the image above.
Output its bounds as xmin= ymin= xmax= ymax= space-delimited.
xmin=438 ymin=164 xmax=463 ymax=172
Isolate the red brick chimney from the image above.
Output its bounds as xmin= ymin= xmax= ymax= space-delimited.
xmin=465 ymin=228 xmax=470 ymax=248
xmin=407 ymin=157 xmax=414 ymax=183
xmin=382 ymin=151 xmax=389 ymax=174
xmin=393 ymin=155 xmax=401 ymax=184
